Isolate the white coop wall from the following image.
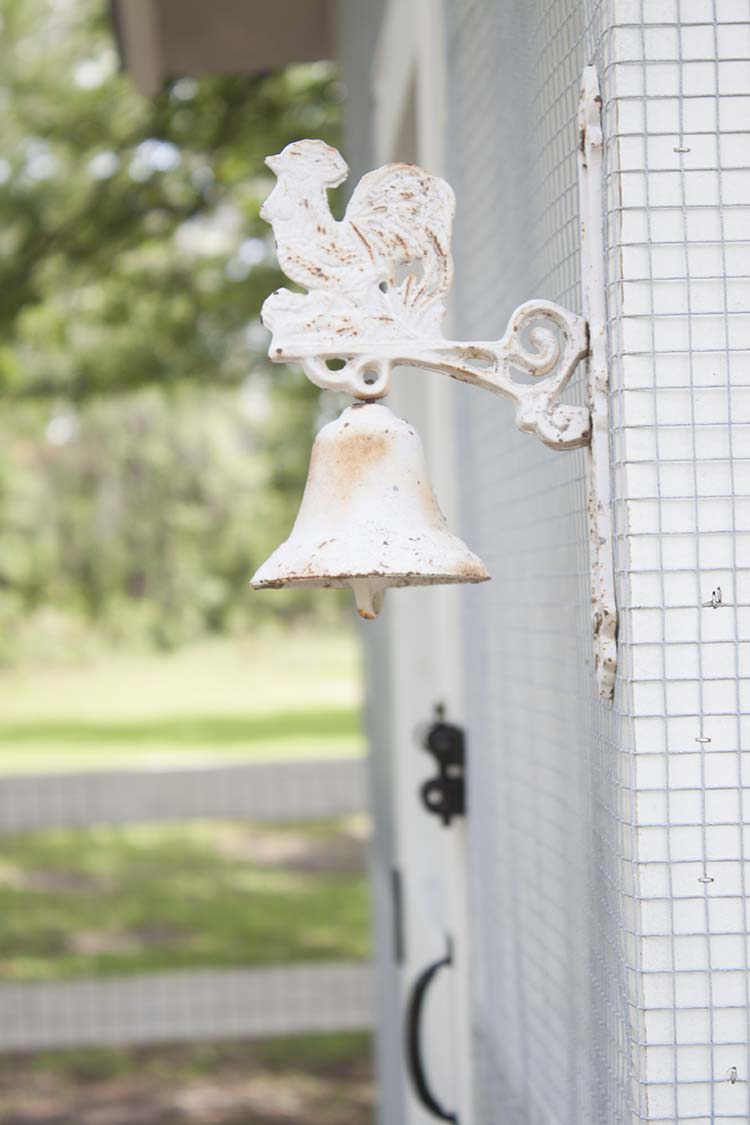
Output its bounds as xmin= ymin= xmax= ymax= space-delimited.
xmin=445 ymin=1 xmax=750 ymax=1123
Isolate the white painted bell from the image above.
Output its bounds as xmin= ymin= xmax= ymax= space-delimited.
xmin=251 ymin=402 xmax=489 ymax=619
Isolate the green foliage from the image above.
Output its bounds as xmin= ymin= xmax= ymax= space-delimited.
xmin=0 ymin=389 xmax=341 ymax=659
xmin=0 ymin=0 xmax=345 ymax=655
xmin=0 ymin=0 xmax=342 ymax=399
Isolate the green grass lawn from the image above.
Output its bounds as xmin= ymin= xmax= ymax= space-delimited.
xmin=0 ymin=629 xmax=364 ymax=773
xmin=0 ymin=817 xmax=370 ymax=981
xmin=0 ymin=630 xmax=369 ymax=982
xmin=0 ymin=1033 xmax=374 ymax=1125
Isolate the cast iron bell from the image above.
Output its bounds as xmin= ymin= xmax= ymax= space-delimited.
xmin=251 ymin=402 xmax=489 ymax=618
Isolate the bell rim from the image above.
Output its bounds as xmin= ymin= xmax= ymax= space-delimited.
xmin=251 ymin=570 xmax=490 ymax=590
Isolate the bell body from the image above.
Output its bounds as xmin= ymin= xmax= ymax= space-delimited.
xmin=251 ymin=402 xmax=489 ymax=618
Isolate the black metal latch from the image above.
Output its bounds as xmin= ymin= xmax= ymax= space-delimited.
xmin=419 ymin=706 xmax=466 ymax=826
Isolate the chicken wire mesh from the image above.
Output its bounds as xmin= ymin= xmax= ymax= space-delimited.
xmin=445 ymin=0 xmax=750 ymax=1121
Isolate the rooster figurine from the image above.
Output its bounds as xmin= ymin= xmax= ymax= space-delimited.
xmin=260 ymin=140 xmax=455 ymax=384
xmin=259 ymin=139 xmax=589 ymax=450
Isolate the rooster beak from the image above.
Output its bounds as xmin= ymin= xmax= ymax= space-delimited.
xmin=265 ymin=154 xmax=282 ymax=175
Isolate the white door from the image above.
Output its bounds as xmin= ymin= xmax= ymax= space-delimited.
xmin=364 ymin=4 xmax=474 ymax=1122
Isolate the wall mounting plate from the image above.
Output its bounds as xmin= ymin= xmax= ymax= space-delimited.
xmin=579 ymin=66 xmax=617 ymax=702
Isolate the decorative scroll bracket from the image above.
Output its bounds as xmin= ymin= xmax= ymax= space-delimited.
xmin=268 ymin=299 xmax=589 ymax=450
xmin=579 ymin=66 xmax=617 ymax=701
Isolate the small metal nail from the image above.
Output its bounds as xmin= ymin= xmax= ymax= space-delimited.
xmin=702 ymin=587 xmax=724 ymax=609
xmin=729 ymin=1066 xmax=738 ymax=1085
xmin=695 ymin=736 xmax=711 ymax=744
xmin=674 ymin=145 xmax=691 ymax=153
xmin=698 ymin=874 xmax=714 ymax=884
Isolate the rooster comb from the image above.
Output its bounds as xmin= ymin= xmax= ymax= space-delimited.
xmin=265 ymin=140 xmax=349 ymax=187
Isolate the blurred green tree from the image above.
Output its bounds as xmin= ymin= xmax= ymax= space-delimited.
xmin=0 ymin=0 xmax=345 ymax=660
xmin=0 ymin=0 xmax=340 ymax=398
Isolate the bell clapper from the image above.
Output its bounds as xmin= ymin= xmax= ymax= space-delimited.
xmin=351 ymin=579 xmax=386 ymax=620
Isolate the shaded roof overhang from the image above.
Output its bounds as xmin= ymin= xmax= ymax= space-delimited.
xmin=111 ymin=0 xmax=336 ymax=96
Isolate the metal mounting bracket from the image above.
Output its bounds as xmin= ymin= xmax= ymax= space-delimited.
xmin=257 ymin=100 xmax=617 ymax=696
xmin=579 ymin=66 xmax=617 ymax=701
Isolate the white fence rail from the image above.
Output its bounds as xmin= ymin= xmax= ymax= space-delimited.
xmin=0 ymin=962 xmax=372 ymax=1052
xmin=0 ymin=757 xmax=366 ymax=833
xmin=0 ymin=757 xmax=371 ymax=1051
